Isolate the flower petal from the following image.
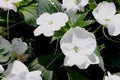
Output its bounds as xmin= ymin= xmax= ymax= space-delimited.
xmin=9 ymin=0 xmax=22 ymax=3
xmin=60 ymin=27 xmax=96 ymax=55
xmin=107 ymin=14 xmax=120 ymax=36
xmin=0 ymin=65 xmax=4 ymax=73
xmin=0 ymin=36 xmax=11 ymax=45
xmin=7 ymin=60 xmax=29 ymax=75
xmin=79 ymin=0 xmax=89 ymax=7
xmin=92 ymin=1 xmax=116 ymax=25
xmin=35 ymin=12 xmax=68 ymax=37
xmin=5 ymin=74 xmax=21 ymax=80
xmin=26 ymin=71 xmax=42 ymax=80
xmin=60 ymin=27 xmax=99 ymax=69
xmin=36 ymin=13 xmax=51 ymax=25
xmin=7 ymin=2 xmax=17 ymax=12
xmin=12 ymin=38 xmax=28 ymax=56
xmin=51 ymin=12 xmax=68 ymax=29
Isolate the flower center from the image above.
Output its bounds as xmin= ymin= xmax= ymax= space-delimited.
xmin=49 ymin=21 xmax=53 ymax=25
xmin=74 ymin=46 xmax=79 ymax=53
xmin=75 ymin=0 xmax=80 ymax=5
xmin=105 ymin=18 xmax=110 ymax=21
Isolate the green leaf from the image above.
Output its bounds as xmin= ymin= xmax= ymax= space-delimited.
xmin=70 ymin=11 xmax=89 ymax=24
xmin=19 ymin=4 xmax=37 ymax=26
xmin=51 ymin=23 xmax=70 ymax=43
xmin=95 ymin=47 xmax=106 ymax=72
xmin=102 ymin=51 xmax=120 ymax=69
xmin=28 ymin=58 xmax=53 ymax=80
xmin=76 ymin=20 xmax=95 ymax=28
xmin=65 ymin=67 xmax=89 ymax=80
xmin=0 ymin=44 xmax=13 ymax=63
xmin=38 ymin=53 xmax=64 ymax=70
xmin=38 ymin=0 xmax=58 ymax=15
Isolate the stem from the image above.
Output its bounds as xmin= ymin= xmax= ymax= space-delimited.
xmin=7 ymin=21 xmax=24 ymax=29
xmin=93 ymin=25 xmax=102 ymax=33
xmin=102 ymin=26 xmax=120 ymax=43
xmin=54 ymin=39 xmax=59 ymax=55
xmin=41 ymin=53 xmax=62 ymax=76
xmin=7 ymin=10 xmax=10 ymax=39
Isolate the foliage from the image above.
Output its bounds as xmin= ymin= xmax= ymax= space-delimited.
xmin=0 ymin=0 xmax=120 ymax=80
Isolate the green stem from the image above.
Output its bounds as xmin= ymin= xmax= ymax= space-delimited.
xmin=93 ymin=25 xmax=102 ymax=33
xmin=7 ymin=10 xmax=10 ymax=39
xmin=54 ymin=39 xmax=59 ymax=55
xmin=41 ymin=53 xmax=62 ymax=76
xmin=102 ymin=26 xmax=120 ymax=43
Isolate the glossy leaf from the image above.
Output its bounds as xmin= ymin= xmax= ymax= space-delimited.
xmin=19 ymin=4 xmax=37 ymax=26
xmin=28 ymin=58 xmax=53 ymax=80
xmin=38 ymin=0 xmax=58 ymax=15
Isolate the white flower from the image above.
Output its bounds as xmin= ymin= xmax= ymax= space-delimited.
xmin=0 ymin=36 xmax=28 ymax=56
xmin=60 ymin=27 xmax=99 ymax=69
xmin=4 ymin=60 xmax=42 ymax=80
xmin=104 ymin=71 xmax=120 ymax=80
xmin=92 ymin=1 xmax=120 ymax=36
xmin=0 ymin=65 xmax=4 ymax=73
xmin=62 ymin=0 xmax=89 ymax=15
xmin=0 ymin=0 xmax=22 ymax=12
xmin=12 ymin=38 xmax=28 ymax=56
xmin=34 ymin=12 xmax=68 ymax=37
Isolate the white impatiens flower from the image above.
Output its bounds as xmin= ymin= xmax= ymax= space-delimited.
xmin=0 ymin=65 xmax=4 ymax=73
xmin=62 ymin=0 xmax=89 ymax=15
xmin=104 ymin=71 xmax=120 ymax=80
xmin=34 ymin=12 xmax=68 ymax=37
xmin=12 ymin=38 xmax=28 ymax=56
xmin=0 ymin=0 xmax=22 ymax=12
xmin=60 ymin=27 xmax=99 ymax=69
xmin=3 ymin=60 xmax=42 ymax=80
xmin=92 ymin=1 xmax=120 ymax=36
xmin=0 ymin=36 xmax=28 ymax=56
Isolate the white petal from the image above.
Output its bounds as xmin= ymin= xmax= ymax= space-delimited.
xmin=33 ymin=26 xmax=44 ymax=36
xmin=34 ymin=25 xmax=54 ymax=37
xmin=51 ymin=12 xmax=68 ymax=29
xmin=12 ymin=38 xmax=28 ymax=56
xmin=36 ymin=13 xmax=51 ymax=25
xmin=77 ymin=0 xmax=88 ymax=12
xmin=62 ymin=4 xmax=78 ymax=16
xmin=104 ymin=71 xmax=120 ymax=80
xmin=79 ymin=0 xmax=89 ymax=7
xmin=61 ymin=43 xmax=75 ymax=57
xmin=43 ymin=30 xmax=54 ymax=37
xmin=0 ymin=36 xmax=11 ymax=45
xmin=7 ymin=60 xmax=29 ymax=75
xmin=26 ymin=71 xmax=42 ymax=80
xmin=64 ymin=54 xmax=85 ymax=67
xmin=107 ymin=14 xmax=120 ymax=36
xmin=87 ymin=54 xmax=100 ymax=64
xmin=7 ymin=2 xmax=17 ymax=12
xmin=92 ymin=1 xmax=116 ymax=25
xmin=35 ymin=12 xmax=68 ymax=37
xmin=60 ymin=27 xmax=98 ymax=69
xmin=0 ymin=1 xmax=8 ymax=11
xmin=0 ymin=65 xmax=4 ymax=73
xmin=60 ymin=27 xmax=96 ymax=55
xmin=9 ymin=0 xmax=22 ymax=3
xmin=5 ymin=74 xmax=21 ymax=80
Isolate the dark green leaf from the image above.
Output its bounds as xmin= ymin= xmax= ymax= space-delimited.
xmin=95 ymin=47 xmax=106 ymax=72
xmin=0 ymin=45 xmax=13 ymax=63
xmin=19 ymin=4 xmax=37 ymax=26
xmin=38 ymin=0 xmax=58 ymax=15
xmin=28 ymin=58 xmax=53 ymax=80
xmin=38 ymin=53 xmax=64 ymax=70
xmin=65 ymin=67 xmax=89 ymax=80
xmin=76 ymin=20 xmax=95 ymax=28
